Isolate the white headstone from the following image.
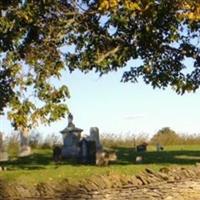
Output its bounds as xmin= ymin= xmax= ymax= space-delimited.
xmin=136 ymin=156 xmax=143 ymax=163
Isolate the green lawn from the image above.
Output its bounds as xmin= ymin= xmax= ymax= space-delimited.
xmin=0 ymin=145 xmax=200 ymax=185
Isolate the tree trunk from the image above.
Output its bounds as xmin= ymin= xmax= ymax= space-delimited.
xmin=19 ymin=127 xmax=31 ymax=157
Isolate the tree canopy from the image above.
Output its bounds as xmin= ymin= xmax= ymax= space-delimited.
xmin=0 ymin=0 xmax=200 ymax=131
xmin=151 ymin=127 xmax=181 ymax=145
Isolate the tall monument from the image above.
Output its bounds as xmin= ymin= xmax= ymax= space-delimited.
xmin=60 ymin=113 xmax=83 ymax=158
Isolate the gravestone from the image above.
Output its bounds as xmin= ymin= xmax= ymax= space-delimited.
xmin=156 ymin=143 xmax=161 ymax=151
xmin=89 ymin=127 xmax=102 ymax=151
xmin=0 ymin=132 xmax=8 ymax=162
xmin=87 ymin=141 xmax=96 ymax=164
xmin=79 ymin=139 xmax=96 ymax=164
xmin=79 ymin=138 xmax=88 ymax=163
xmin=136 ymin=142 xmax=148 ymax=152
xmin=156 ymin=143 xmax=164 ymax=151
xmin=96 ymin=150 xmax=117 ymax=166
xmin=53 ymin=146 xmax=62 ymax=162
xmin=60 ymin=113 xmax=83 ymax=158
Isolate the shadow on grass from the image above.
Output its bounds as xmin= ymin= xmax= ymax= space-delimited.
xmin=0 ymin=152 xmax=52 ymax=170
xmin=0 ymin=150 xmax=85 ymax=170
xmin=113 ymin=147 xmax=200 ymax=165
xmin=1 ymin=147 xmax=200 ymax=170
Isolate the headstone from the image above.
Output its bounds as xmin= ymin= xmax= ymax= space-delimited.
xmin=156 ymin=143 xmax=164 ymax=151
xmin=96 ymin=150 xmax=117 ymax=166
xmin=156 ymin=143 xmax=161 ymax=151
xmin=87 ymin=141 xmax=96 ymax=164
xmin=136 ymin=142 xmax=148 ymax=152
xmin=61 ymin=132 xmax=81 ymax=158
xmin=60 ymin=113 xmax=83 ymax=158
xmin=89 ymin=127 xmax=102 ymax=151
xmin=0 ymin=166 xmax=7 ymax=171
xmin=136 ymin=156 xmax=143 ymax=163
xmin=53 ymin=146 xmax=62 ymax=162
xmin=79 ymin=138 xmax=88 ymax=163
xmin=79 ymin=140 xmax=97 ymax=164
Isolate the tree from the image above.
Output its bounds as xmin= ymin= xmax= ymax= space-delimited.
xmin=69 ymin=0 xmax=200 ymax=94
xmin=0 ymin=0 xmax=72 ymax=151
xmin=0 ymin=0 xmax=200 ymax=147
xmin=0 ymin=66 xmax=14 ymax=114
xmin=151 ymin=127 xmax=181 ymax=145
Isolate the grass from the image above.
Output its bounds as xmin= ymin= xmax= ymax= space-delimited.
xmin=0 ymin=145 xmax=200 ymax=185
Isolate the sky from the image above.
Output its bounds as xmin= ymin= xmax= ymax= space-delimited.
xmin=1 ymin=5 xmax=200 ymax=140
xmin=1 ymin=60 xmax=200 ymax=139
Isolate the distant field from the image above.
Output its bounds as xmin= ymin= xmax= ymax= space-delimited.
xmin=0 ymin=145 xmax=200 ymax=185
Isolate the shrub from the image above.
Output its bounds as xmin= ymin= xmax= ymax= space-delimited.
xmin=150 ymin=127 xmax=181 ymax=145
xmin=41 ymin=133 xmax=62 ymax=149
xmin=180 ymin=133 xmax=200 ymax=145
xmin=5 ymin=132 xmax=20 ymax=157
xmin=29 ymin=131 xmax=42 ymax=148
xmin=101 ymin=133 xmax=149 ymax=148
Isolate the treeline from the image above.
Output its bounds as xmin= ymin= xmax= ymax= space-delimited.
xmin=2 ymin=127 xmax=200 ymax=155
xmin=101 ymin=127 xmax=200 ymax=148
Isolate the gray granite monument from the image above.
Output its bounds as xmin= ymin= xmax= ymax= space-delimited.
xmin=60 ymin=113 xmax=83 ymax=158
xmin=79 ymin=139 xmax=96 ymax=164
xmin=89 ymin=127 xmax=102 ymax=151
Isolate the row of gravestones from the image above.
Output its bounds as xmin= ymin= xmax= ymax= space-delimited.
xmin=0 ymin=127 xmax=101 ymax=164
xmin=0 ymin=113 xmax=104 ymax=165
